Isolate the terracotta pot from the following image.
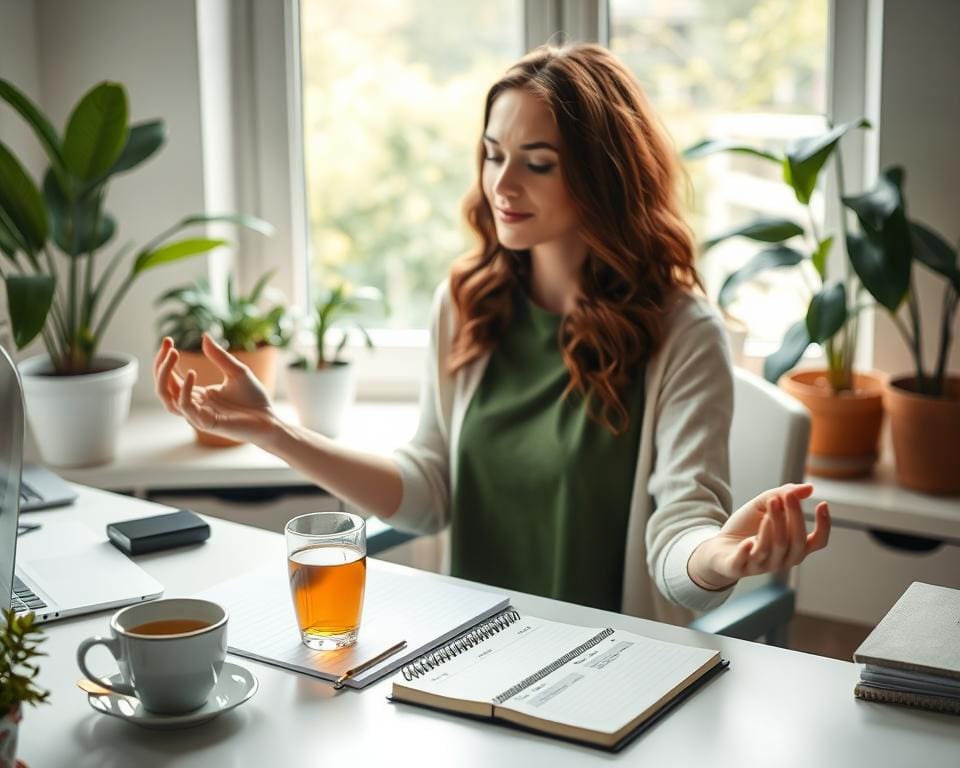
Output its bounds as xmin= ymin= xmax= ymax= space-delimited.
xmin=176 ymin=346 xmax=278 ymax=447
xmin=884 ymin=375 xmax=960 ymax=495
xmin=780 ymin=369 xmax=886 ymax=478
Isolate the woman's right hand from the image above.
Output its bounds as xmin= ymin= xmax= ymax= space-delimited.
xmin=153 ymin=334 xmax=279 ymax=445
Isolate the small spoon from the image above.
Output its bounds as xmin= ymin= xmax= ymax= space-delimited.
xmin=76 ymin=678 xmax=113 ymax=696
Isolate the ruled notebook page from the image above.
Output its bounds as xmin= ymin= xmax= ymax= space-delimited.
xmin=499 ymin=630 xmax=720 ymax=733
xmin=197 ymin=558 xmax=509 ymax=688
xmin=396 ymin=616 xmax=602 ymax=704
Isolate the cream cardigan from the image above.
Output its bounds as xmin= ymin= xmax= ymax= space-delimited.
xmin=390 ymin=282 xmax=735 ymax=624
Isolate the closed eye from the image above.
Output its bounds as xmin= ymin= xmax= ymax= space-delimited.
xmin=528 ymin=163 xmax=555 ymax=174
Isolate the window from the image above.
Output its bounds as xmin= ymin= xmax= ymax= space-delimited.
xmin=299 ymin=0 xmax=523 ymax=334
xmin=609 ymin=0 xmax=829 ymax=346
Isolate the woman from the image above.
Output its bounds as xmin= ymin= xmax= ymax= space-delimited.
xmin=154 ymin=44 xmax=829 ymax=624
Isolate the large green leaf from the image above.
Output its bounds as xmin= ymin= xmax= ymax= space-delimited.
xmin=763 ymin=320 xmax=811 ymax=383
xmin=5 ymin=275 xmax=55 ymax=349
xmin=110 ymin=119 xmax=165 ymax=174
xmin=806 ymin=282 xmax=847 ymax=344
xmin=0 ymin=213 xmax=19 ymax=258
xmin=785 ymin=118 xmax=870 ymax=204
xmin=844 ymin=168 xmax=912 ymax=311
xmin=703 ymin=216 xmax=804 ymax=252
xmin=63 ymin=82 xmax=129 ymax=182
xmin=0 ymin=79 xmax=67 ymax=176
xmin=843 ymin=167 xmax=905 ymax=232
xmin=0 ymin=141 xmax=47 ymax=252
xmin=812 ymin=236 xmax=834 ymax=280
xmin=43 ymin=170 xmax=115 ymax=255
xmin=910 ymin=220 xmax=959 ymax=291
xmin=682 ymin=139 xmax=781 ymax=163
xmin=133 ymin=237 xmax=227 ymax=274
xmin=846 ymin=232 xmax=910 ymax=312
xmin=717 ymin=245 xmax=806 ymax=310
xmin=177 ymin=213 xmax=275 ymax=237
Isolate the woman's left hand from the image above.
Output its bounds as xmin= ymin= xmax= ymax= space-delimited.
xmin=688 ymin=483 xmax=831 ymax=591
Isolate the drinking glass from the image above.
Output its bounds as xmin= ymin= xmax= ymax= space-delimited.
xmin=285 ymin=511 xmax=367 ymax=650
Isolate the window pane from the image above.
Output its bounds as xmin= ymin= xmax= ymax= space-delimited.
xmin=610 ymin=0 xmax=829 ymax=344
xmin=299 ymin=0 xmax=523 ymax=329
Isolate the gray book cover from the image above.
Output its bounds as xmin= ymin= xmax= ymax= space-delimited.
xmin=853 ymin=582 xmax=960 ymax=680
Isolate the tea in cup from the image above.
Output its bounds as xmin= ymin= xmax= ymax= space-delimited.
xmin=77 ymin=598 xmax=227 ymax=714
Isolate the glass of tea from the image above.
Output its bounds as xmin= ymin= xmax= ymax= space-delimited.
xmin=285 ymin=511 xmax=367 ymax=650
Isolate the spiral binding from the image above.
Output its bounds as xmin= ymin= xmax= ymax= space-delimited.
xmin=401 ymin=609 xmax=521 ymax=681
xmin=492 ymin=627 xmax=614 ymax=705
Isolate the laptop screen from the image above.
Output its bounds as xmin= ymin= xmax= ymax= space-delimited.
xmin=0 ymin=346 xmax=24 ymax=612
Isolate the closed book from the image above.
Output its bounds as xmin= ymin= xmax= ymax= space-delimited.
xmin=853 ymin=582 xmax=960 ymax=715
xmin=854 ymin=682 xmax=960 ymax=715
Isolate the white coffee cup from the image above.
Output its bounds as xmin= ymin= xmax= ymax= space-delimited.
xmin=77 ymin=598 xmax=228 ymax=714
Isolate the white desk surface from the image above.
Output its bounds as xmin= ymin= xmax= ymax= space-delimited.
xmin=52 ymin=402 xmax=960 ymax=541
xmin=19 ymin=487 xmax=960 ymax=768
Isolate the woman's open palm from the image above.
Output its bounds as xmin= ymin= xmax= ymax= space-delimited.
xmin=153 ymin=334 xmax=276 ymax=444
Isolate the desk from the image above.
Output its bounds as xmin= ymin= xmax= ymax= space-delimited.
xmin=19 ymin=486 xmax=960 ymax=767
xmin=50 ymin=402 xmax=960 ymax=626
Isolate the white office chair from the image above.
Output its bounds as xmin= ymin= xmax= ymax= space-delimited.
xmin=368 ymin=367 xmax=812 ymax=646
xmin=687 ymin=367 xmax=811 ymax=646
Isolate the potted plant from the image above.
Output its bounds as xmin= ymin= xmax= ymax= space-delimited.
xmin=684 ymin=119 xmax=886 ymax=477
xmin=0 ymin=78 xmax=271 ymax=467
xmin=285 ymin=283 xmax=385 ymax=437
xmin=156 ymin=270 xmax=291 ymax=446
xmin=843 ymin=167 xmax=960 ymax=494
xmin=0 ymin=610 xmax=49 ymax=768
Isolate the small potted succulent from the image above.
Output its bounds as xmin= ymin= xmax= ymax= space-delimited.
xmin=685 ymin=119 xmax=885 ymax=478
xmin=0 ymin=77 xmax=271 ymax=467
xmin=843 ymin=167 xmax=960 ymax=494
xmin=156 ymin=270 xmax=291 ymax=446
xmin=0 ymin=611 xmax=49 ymax=768
xmin=285 ymin=283 xmax=385 ymax=437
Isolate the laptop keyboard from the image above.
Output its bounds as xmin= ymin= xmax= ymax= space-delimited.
xmin=11 ymin=574 xmax=46 ymax=614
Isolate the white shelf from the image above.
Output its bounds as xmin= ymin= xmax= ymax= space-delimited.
xmin=41 ymin=401 xmax=418 ymax=495
xmin=41 ymin=401 xmax=959 ymax=542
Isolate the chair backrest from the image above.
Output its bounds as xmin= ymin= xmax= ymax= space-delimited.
xmin=730 ymin=367 xmax=810 ymax=509
xmin=727 ymin=368 xmax=810 ymax=599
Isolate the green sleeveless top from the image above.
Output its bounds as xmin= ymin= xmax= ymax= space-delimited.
xmin=451 ymin=290 xmax=646 ymax=611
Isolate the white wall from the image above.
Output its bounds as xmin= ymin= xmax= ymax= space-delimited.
xmin=0 ymin=0 xmax=42 ymax=354
xmin=872 ymin=0 xmax=960 ymax=379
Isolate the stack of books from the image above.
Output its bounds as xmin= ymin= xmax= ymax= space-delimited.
xmin=853 ymin=581 xmax=960 ymax=715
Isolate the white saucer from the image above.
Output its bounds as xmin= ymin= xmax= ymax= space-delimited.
xmin=86 ymin=661 xmax=259 ymax=730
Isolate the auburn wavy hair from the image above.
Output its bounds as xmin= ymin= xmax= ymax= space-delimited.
xmin=448 ymin=44 xmax=702 ymax=434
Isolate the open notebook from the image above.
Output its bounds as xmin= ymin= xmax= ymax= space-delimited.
xmin=391 ymin=610 xmax=727 ymax=751
xmin=197 ymin=559 xmax=509 ymax=689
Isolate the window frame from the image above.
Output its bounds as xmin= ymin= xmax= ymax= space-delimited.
xmin=241 ymin=0 xmax=875 ymax=400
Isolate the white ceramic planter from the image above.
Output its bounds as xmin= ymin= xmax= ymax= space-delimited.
xmin=18 ymin=353 xmax=138 ymax=468
xmin=285 ymin=362 xmax=355 ymax=438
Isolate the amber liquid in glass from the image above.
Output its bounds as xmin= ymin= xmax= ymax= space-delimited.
xmin=288 ymin=544 xmax=366 ymax=645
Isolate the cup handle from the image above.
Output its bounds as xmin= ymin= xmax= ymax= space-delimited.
xmin=76 ymin=635 xmax=135 ymax=697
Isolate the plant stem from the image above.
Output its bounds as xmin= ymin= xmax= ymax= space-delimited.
xmin=81 ymin=190 xmax=104 ymax=330
xmin=933 ymin=285 xmax=958 ymax=396
xmin=89 ymin=241 xmax=134 ymax=323
xmin=92 ymin=270 xmax=136 ymax=343
xmin=907 ymin=280 xmax=927 ymax=392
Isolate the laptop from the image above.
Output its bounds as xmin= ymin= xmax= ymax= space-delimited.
xmin=0 ymin=346 xmax=163 ymax=623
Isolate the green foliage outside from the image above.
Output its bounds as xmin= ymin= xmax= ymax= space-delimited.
xmin=300 ymin=0 xmax=826 ymax=333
